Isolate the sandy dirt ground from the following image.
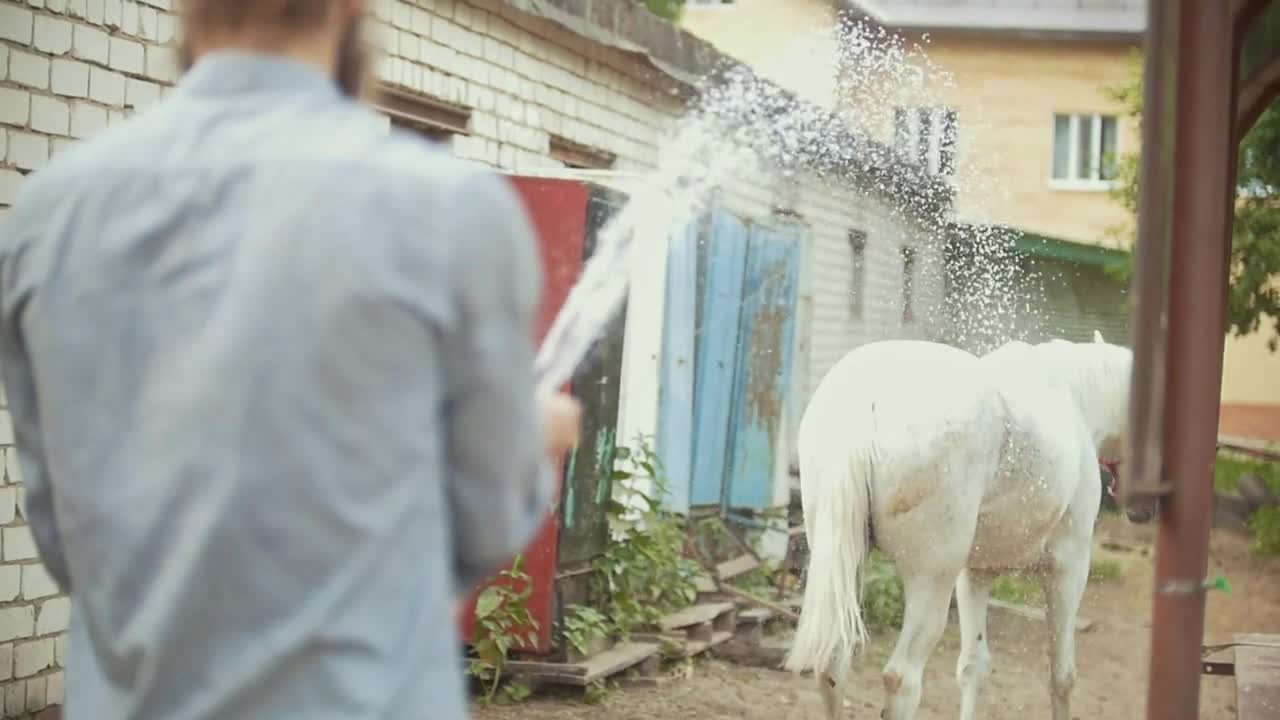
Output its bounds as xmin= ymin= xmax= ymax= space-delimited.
xmin=473 ymin=517 xmax=1280 ymax=719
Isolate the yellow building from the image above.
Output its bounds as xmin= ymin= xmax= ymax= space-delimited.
xmin=681 ymin=0 xmax=842 ymax=108
xmin=684 ymin=0 xmax=1279 ymax=437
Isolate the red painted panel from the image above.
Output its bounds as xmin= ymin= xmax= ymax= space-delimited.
xmin=455 ymin=176 xmax=588 ymax=654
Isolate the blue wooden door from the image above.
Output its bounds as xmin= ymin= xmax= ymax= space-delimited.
xmin=656 ymin=219 xmax=699 ymax=513
xmin=691 ymin=208 xmax=749 ymax=507
xmin=724 ymin=222 xmax=803 ymax=510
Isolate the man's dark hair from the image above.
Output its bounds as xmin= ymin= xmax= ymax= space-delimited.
xmin=180 ymin=0 xmax=336 ymax=31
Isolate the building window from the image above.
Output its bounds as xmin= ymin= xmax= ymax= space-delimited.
xmin=373 ymin=85 xmax=471 ymax=143
xmin=1051 ymin=113 xmax=1118 ymax=188
xmin=849 ymin=230 xmax=867 ymax=318
xmin=893 ymin=107 xmax=957 ymax=176
xmin=549 ymin=135 xmax=617 ymax=170
xmin=901 ymin=246 xmax=916 ymax=324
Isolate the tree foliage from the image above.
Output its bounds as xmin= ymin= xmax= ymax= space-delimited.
xmin=1105 ymin=54 xmax=1280 ymax=350
xmin=643 ymin=0 xmax=685 ymax=22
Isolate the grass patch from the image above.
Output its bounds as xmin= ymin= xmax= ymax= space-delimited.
xmin=1249 ymin=506 xmax=1280 ymax=555
xmin=863 ymin=550 xmax=905 ymax=631
xmin=989 ymin=556 xmax=1123 ymax=608
xmin=1215 ymin=450 xmax=1280 ymax=555
xmin=857 ymin=553 xmax=1122 ymax=626
xmin=1215 ymin=451 xmax=1280 ymax=494
xmin=991 ymin=573 xmax=1042 ymax=605
xmin=1088 ymin=557 xmax=1123 ymax=582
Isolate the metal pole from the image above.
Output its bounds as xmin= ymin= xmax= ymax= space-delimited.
xmin=1122 ymin=0 xmax=1180 ymax=502
xmin=1145 ymin=1 xmax=1236 ymax=718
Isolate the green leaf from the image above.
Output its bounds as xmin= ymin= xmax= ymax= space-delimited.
xmin=475 ymin=590 xmax=502 ymax=620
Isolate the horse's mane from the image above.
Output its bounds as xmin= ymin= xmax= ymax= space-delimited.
xmin=1034 ymin=338 xmax=1131 ymax=450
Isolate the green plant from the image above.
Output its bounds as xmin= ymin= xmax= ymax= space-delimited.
xmin=562 ymin=605 xmax=611 ymax=657
xmin=469 ymin=555 xmax=540 ymax=704
xmin=591 ymin=440 xmax=702 ymax=638
xmin=1249 ymin=506 xmax=1280 ymax=555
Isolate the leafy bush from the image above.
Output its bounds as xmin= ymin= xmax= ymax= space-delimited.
xmin=469 ymin=555 xmax=538 ymax=704
xmin=591 ymin=440 xmax=703 ymax=638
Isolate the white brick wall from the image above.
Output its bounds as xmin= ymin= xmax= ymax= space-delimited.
xmin=0 ymin=0 xmax=942 ymax=712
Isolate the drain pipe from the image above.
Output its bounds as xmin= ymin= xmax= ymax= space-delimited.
xmin=1142 ymin=1 xmax=1236 ymax=719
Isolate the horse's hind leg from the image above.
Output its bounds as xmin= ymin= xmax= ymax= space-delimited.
xmin=1041 ymin=533 xmax=1091 ymax=720
xmin=954 ymin=569 xmax=995 ymax=720
xmin=818 ymin=661 xmax=851 ymax=719
xmin=882 ymin=573 xmax=953 ymax=720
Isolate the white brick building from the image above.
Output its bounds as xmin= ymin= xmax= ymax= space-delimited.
xmin=0 ymin=0 xmax=948 ymax=714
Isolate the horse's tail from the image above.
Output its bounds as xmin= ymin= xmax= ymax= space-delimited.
xmin=783 ymin=428 xmax=873 ymax=678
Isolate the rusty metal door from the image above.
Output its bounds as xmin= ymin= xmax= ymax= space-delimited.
xmin=455 ymin=176 xmax=587 ymax=654
xmin=557 ymin=184 xmax=627 ymax=566
xmin=724 ymin=222 xmax=802 ymax=510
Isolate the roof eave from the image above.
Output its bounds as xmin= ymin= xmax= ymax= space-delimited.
xmin=836 ymin=0 xmax=1144 ymax=42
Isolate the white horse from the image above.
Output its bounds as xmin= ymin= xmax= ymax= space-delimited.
xmin=784 ymin=334 xmax=1133 ymax=720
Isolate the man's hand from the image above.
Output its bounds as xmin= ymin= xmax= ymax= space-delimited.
xmin=540 ymin=391 xmax=582 ymax=460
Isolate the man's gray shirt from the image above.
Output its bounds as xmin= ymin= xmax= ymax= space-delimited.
xmin=0 ymin=52 xmax=552 ymax=720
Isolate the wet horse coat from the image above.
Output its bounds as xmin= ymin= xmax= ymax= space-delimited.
xmin=785 ymin=336 xmax=1130 ymax=720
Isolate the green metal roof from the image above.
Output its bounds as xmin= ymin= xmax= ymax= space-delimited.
xmin=1012 ymin=231 xmax=1129 ymax=269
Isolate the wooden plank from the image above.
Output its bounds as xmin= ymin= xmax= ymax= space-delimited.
xmin=659 ymin=601 xmax=736 ymax=631
xmin=505 ymin=642 xmax=660 ymax=687
xmin=739 ymin=607 xmax=776 ymax=626
xmin=1235 ymin=632 xmax=1280 ymax=720
xmin=684 ymin=630 xmax=735 ymax=657
xmin=988 ymin=599 xmax=1094 ymax=632
xmin=1219 ymin=436 xmax=1280 ymax=461
xmin=717 ymin=554 xmax=760 ymax=581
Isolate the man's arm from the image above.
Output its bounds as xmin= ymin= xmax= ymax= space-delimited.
xmin=436 ymin=170 xmax=554 ymax=594
xmin=0 ymin=228 xmax=72 ymax=592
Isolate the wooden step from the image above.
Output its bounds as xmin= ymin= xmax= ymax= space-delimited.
xmin=716 ymin=554 xmax=760 ymax=581
xmin=739 ymin=607 xmax=776 ymax=626
xmin=636 ymin=602 xmax=740 ymax=659
xmin=659 ymin=601 xmax=736 ymax=633
xmin=678 ymin=629 xmax=735 ymax=658
xmin=504 ymin=642 xmax=660 ymax=686
xmin=694 ymin=575 xmax=719 ymax=594
xmin=636 ymin=629 xmax=736 ymax=659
